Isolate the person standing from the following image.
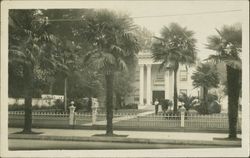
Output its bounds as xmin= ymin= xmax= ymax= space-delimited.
xmin=154 ymin=98 xmax=159 ymax=115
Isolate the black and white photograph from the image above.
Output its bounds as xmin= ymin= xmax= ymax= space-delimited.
xmin=0 ymin=0 xmax=249 ymax=157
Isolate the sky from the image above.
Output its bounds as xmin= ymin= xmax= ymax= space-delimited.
xmin=80 ymin=1 xmax=245 ymax=60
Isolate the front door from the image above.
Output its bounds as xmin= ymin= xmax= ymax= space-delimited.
xmin=152 ymin=91 xmax=165 ymax=103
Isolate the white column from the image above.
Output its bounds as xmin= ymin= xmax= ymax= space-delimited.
xmin=146 ymin=64 xmax=152 ymax=105
xmin=139 ymin=64 xmax=144 ymax=105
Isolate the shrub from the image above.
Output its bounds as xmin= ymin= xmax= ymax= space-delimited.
xmin=54 ymin=99 xmax=64 ymax=110
xmin=8 ymin=103 xmax=24 ymax=111
xmin=72 ymin=98 xmax=87 ymax=111
xmin=207 ymin=100 xmax=221 ymax=114
xmin=160 ymin=99 xmax=172 ymax=112
xmin=195 ymin=93 xmax=221 ymax=114
xmin=122 ymin=103 xmax=138 ymax=109
xmin=178 ymin=93 xmax=198 ymax=111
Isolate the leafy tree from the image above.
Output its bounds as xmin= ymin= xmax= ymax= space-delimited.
xmin=191 ymin=63 xmax=220 ymax=113
xmin=206 ymin=24 xmax=242 ymax=139
xmin=113 ymin=71 xmax=135 ymax=109
xmin=151 ymin=23 xmax=197 ymax=113
xmin=79 ymin=10 xmax=140 ymax=135
xmin=43 ymin=9 xmax=92 ymax=111
xmin=9 ymin=9 xmax=57 ymax=133
xmin=134 ymin=26 xmax=154 ymax=51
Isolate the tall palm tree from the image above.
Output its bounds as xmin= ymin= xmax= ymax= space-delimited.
xmin=9 ymin=10 xmax=57 ymax=133
xmin=191 ymin=63 xmax=220 ymax=114
xmin=206 ymin=24 xmax=242 ymax=139
xmin=151 ymin=23 xmax=197 ymax=113
xmin=80 ymin=10 xmax=140 ymax=135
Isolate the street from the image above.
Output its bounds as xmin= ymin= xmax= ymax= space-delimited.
xmin=9 ymin=139 xmax=234 ymax=150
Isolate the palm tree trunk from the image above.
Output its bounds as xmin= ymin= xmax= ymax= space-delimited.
xmin=116 ymin=93 xmax=122 ymax=109
xmin=105 ymin=74 xmax=114 ymax=136
xmin=226 ymin=65 xmax=241 ymax=139
xmin=203 ymin=86 xmax=208 ymax=114
xmin=22 ymin=64 xmax=33 ymax=133
xmin=173 ymin=69 xmax=178 ymax=113
xmin=64 ymin=77 xmax=67 ymax=112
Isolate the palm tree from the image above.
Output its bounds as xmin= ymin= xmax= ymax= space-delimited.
xmin=206 ymin=24 xmax=242 ymax=139
xmin=9 ymin=10 xmax=57 ymax=133
xmin=80 ymin=10 xmax=140 ymax=135
xmin=151 ymin=23 xmax=197 ymax=113
xmin=191 ymin=63 xmax=220 ymax=114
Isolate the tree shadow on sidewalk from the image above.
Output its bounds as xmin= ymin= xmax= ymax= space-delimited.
xmin=92 ymin=134 xmax=128 ymax=137
xmin=12 ymin=130 xmax=43 ymax=135
xmin=213 ymin=137 xmax=241 ymax=141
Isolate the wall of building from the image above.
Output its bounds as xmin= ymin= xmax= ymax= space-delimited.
xmin=177 ymin=65 xmax=199 ymax=97
xmin=9 ymin=98 xmax=56 ymax=107
xmin=9 ymin=95 xmax=65 ymax=107
xmin=151 ymin=65 xmax=165 ymax=91
xmin=124 ymin=63 xmax=200 ymax=106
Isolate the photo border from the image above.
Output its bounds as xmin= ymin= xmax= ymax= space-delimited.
xmin=1 ymin=1 xmax=249 ymax=157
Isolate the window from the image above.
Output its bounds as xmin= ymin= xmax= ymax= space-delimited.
xmin=154 ymin=73 xmax=164 ymax=85
xmin=156 ymin=74 xmax=164 ymax=80
xmin=180 ymin=70 xmax=187 ymax=81
xmin=180 ymin=89 xmax=187 ymax=95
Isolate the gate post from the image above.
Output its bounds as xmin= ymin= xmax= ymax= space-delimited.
xmin=69 ymin=101 xmax=76 ymax=126
xmin=180 ymin=106 xmax=186 ymax=127
xmin=91 ymin=98 xmax=99 ymax=126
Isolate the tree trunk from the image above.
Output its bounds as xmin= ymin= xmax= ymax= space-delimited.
xmin=64 ymin=77 xmax=68 ymax=112
xmin=173 ymin=69 xmax=178 ymax=113
xmin=116 ymin=93 xmax=122 ymax=109
xmin=226 ymin=65 xmax=241 ymax=139
xmin=105 ymin=74 xmax=114 ymax=136
xmin=88 ymin=96 xmax=92 ymax=112
xmin=22 ymin=64 xmax=33 ymax=133
xmin=203 ymin=86 xmax=208 ymax=114
xmin=49 ymin=82 xmax=53 ymax=94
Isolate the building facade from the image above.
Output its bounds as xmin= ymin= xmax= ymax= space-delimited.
xmin=125 ymin=51 xmax=200 ymax=109
xmin=9 ymin=94 xmax=64 ymax=107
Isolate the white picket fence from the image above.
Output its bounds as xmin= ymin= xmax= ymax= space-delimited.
xmin=9 ymin=111 xmax=69 ymax=127
xmin=73 ymin=111 xmax=241 ymax=130
xmin=8 ymin=111 xmax=241 ymax=131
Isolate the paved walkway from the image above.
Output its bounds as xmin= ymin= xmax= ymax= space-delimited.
xmin=8 ymin=128 xmax=241 ymax=146
xmin=82 ymin=110 xmax=155 ymax=126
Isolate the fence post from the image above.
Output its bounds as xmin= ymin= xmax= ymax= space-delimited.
xmin=91 ymin=98 xmax=99 ymax=126
xmin=69 ymin=101 xmax=76 ymax=126
xmin=180 ymin=106 xmax=186 ymax=127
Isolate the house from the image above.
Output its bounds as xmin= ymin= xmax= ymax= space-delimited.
xmin=125 ymin=51 xmax=200 ymax=109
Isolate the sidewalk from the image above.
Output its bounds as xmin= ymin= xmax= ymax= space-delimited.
xmin=8 ymin=128 xmax=241 ymax=147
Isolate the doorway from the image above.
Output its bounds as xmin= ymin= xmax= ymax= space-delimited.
xmin=152 ymin=91 xmax=165 ymax=103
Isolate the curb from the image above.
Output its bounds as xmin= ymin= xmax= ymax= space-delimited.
xmin=8 ymin=134 xmax=241 ymax=147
